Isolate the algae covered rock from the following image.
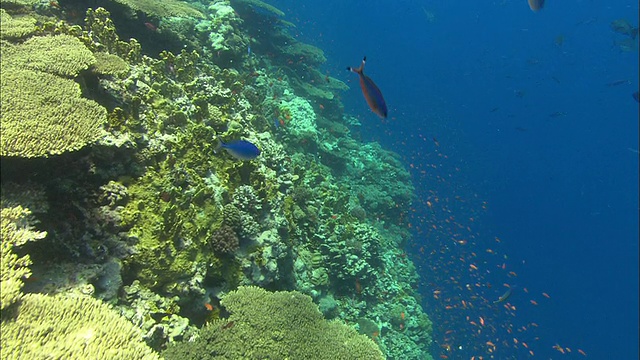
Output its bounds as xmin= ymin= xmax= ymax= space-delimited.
xmin=163 ymin=286 xmax=384 ymax=360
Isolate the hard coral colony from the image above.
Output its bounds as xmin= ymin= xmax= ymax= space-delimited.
xmin=0 ymin=1 xmax=431 ymax=360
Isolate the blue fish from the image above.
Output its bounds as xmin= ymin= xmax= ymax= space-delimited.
xmin=217 ymin=139 xmax=260 ymax=160
xmin=347 ymin=56 xmax=388 ymax=119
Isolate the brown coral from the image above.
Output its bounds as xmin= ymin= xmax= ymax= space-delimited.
xmin=210 ymin=225 xmax=239 ymax=254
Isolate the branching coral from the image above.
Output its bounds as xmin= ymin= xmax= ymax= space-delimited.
xmin=162 ymin=286 xmax=384 ymax=359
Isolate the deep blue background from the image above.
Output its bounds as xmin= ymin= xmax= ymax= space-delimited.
xmin=269 ymin=0 xmax=639 ymax=358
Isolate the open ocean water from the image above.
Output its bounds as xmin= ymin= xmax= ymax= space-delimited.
xmin=272 ymin=0 xmax=639 ymax=359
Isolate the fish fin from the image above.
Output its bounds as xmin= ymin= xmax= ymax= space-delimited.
xmin=347 ymin=56 xmax=366 ymax=74
xmin=214 ymin=136 xmax=224 ymax=153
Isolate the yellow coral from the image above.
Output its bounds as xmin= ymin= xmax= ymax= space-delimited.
xmin=0 ymin=67 xmax=107 ymax=157
xmin=0 ymin=206 xmax=46 ymax=311
xmin=113 ymin=0 xmax=203 ymax=18
xmin=92 ymin=52 xmax=130 ymax=76
xmin=1 ymin=293 xmax=160 ymax=359
xmin=0 ymin=9 xmax=36 ymax=40
xmin=2 ymin=34 xmax=96 ymax=77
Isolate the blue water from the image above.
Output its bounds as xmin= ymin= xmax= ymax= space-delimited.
xmin=272 ymin=0 xmax=639 ymax=358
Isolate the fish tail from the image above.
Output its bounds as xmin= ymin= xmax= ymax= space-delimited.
xmin=214 ymin=136 xmax=224 ymax=152
xmin=347 ymin=56 xmax=366 ymax=74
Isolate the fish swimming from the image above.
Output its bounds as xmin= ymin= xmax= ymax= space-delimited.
xmin=216 ymin=138 xmax=260 ymax=160
xmin=347 ymin=56 xmax=388 ymax=119
xmin=528 ymin=0 xmax=545 ymax=12
xmin=494 ymin=288 xmax=513 ymax=304
xmin=610 ymin=19 xmax=639 ymax=39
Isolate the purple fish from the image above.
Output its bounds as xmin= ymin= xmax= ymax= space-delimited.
xmin=347 ymin=56 xmax=388 ymax=119
xmin=217 ymin=139 xmax=260 ymax=160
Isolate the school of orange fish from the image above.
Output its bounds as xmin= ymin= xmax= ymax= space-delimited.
xmin=391 ymin=128 xmax=589 ymax=359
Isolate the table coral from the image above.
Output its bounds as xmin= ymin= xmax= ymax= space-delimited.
xmin=3 ymin=34 xmax=96 ymax=77
xmin=112 ymin=0 xmax=204 ymax=18
xmin=0 ymin=9 xmax=36 ymax=40
xmin=1 ymin=293 xmax=159 ymax=359
xmin=162 ymin=286 xmax=384 ymax=359
xmin=0 ymin=68 xmax=107 ymax=157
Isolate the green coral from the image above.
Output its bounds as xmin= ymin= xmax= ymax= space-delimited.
xmin=231 ymin=0 xmax=285 ymax=17
xmin=0 ymin=67 xmax=107 ymax=157
xmin=82 ymin=7 xmax=142 ymax=63
xmin=92 ymin=52 xmax=130 ymax=76
xmin=0 ymin=206 xmax=46 ymax=311
xmin=0 ymin=9 xmax=36 ymax=40
xmin=1 ymin=293 xmax=160 ymax=359
xmin=283 ymin=42 xmax=326 ymax=65
xmin=163 ymin=286 xmax=384 ymax=359
xmin=3 ymin=34 xmax=96 ymax=77
xmin=112 ymin=0 xmax=204 ymax=18
xmin=279 ymin=92 xmax=318 ymax=141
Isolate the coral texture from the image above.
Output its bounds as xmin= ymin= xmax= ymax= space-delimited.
xmin=0 ymin=68 xmax=107 ymax=157
xmin=210 ymin=225 xmax=240 ymax=254
xmin=163 ymin=286 xmax=384 ymax=359
xmin=1 ymin=293 xmax=159 ymax=359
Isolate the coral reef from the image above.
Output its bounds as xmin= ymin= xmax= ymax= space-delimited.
xmin=210 ymin=225 xmax=240 ymax=254
xmin=162 ymin=286 xmax=384 ymax=359
xmin=0 ymin=206 xmax=46 ymax=310
xmin=0 ymin=68 xmax=107 ymax=157
xmin=2 ymin=34 xmax=96 ymax=77
xmin=0 ymin=3 xmax=433 ymax=359
xmin=1 ymin=293 xmax=160 ymax=359
xmin=0 ymin=9 xmax=36 ymax=40
xmin=112 ymin=0 xmax=204 ymax=18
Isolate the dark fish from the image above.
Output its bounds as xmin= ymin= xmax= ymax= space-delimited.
xmin=217 ymin=139 xmax=261 ymax=160
xmin=607 ymin=79 xmax=630 ymax=87
xmin=528 ymin=0 xmax=545 ymax=12
xmin=633 ymin=91 xmax=639 ymax=103
xmin=610 ymin=19 xmax=639 ymax=39
xmin=493 ymin=288 xmax=513 ymax=304
xmin=548 ymin=111 xmax=567 ymax=118
xmin=347 ymin=56 xmax=388 ymax=119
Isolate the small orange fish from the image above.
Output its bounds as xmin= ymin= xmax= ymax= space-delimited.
xmin=400 ymin=312 xmax=405 ymax=321
xmin=204 ymin=303 xmax=214 ymax=311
